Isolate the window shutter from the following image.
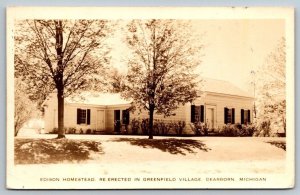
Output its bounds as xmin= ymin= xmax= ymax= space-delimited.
xmin=232 ymin=108 xmax=235 ymax=124
xmin=191 ymin=105 xmax=195 ymax=123
xmin=87 ymin=109 xmax=91 ymax=125
xmin=77 ymin=108 xmax=81 ymax=124
xmin=224 ymin=107 xmax=228 ymax=124
xmin=200 ymin=105 xmax=204 ymax=122
xmin=127 ymin=110 xmax=130 ymax=124
xmin=241 ymin=109 xmax=244 ymax=124
xmin=247 ymin=110 xmax=251 ymax=123
xmin=122 ymin=109 xmax=130 ymax=125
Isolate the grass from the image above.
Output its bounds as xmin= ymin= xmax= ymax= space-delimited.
xmin=14 ymin=138 xmax=103 ymax=164
xmin=111 ymin=138 xmax=211 ymax=155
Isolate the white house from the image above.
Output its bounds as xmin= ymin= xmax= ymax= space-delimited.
xmin=42 ymin=78 xmax=254 ymax=134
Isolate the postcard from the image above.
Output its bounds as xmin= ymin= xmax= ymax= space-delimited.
xmin=6 ymin=7 xmax=294 ymax=189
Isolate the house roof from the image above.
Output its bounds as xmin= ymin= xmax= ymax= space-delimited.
xmin=65 ymin=93 xmax=131 ymax=106
xmin=202 ymin=78 xmax=253 ymax=98
xmin=64 ymin=78 xmax=253 ymax=106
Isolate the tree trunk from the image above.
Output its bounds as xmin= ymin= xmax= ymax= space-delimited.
xmin=57 ymin=88 xmax=65 ymax=138
xmin=148 ymin=106 xmax=154 ymax=139
xmin=55 ymin=20 xmax=65 ymax=139
xmin=14 ymin=121 xmax=18 ymax=137
xmin=14 ymin=129 xmax=18 ymax=137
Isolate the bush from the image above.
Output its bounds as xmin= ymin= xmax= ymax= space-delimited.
xmin=259 ymin=120 xmax=271 ymax=137
xmin=86 ymin=129 xmax=92 ymax=134
xmin=218 ymin=123 xmax=256 ymax=137
xmin=218 ymin=124 xmax=238 ymax=136
xmin=131 ymin=119 xmax=140 ymax=135
xmin=159 ymin=121 xmax=172 ymax=136
xmin=241 ymin=124 xmax=256 ymax=136
xmin=153 ymin=120 xmax=172 ymax=136
xmin=141 ymin=118 xmax=149 ymax=135
xmin=79 ymin=128 xmax=83 ymax=134
xmin=173 ymin=121 xmax=186 ymax=136
xmin=131 ymin=118 xmax=187 ymax=136
xmin=66 ymin=127 xmax=76 ymax=134
xmin=191 ymin=122 xmax=208 ymax=136
xmin=50 ymin=127 xmax=58 ymax=134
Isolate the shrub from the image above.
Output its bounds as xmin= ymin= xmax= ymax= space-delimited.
xmin=218 ymin=123 xmax=256 ymax=137
xmin=86 ymin=129 xmax=92 ymax=134
xmin=79 ymin=128 xmax=83 ymax=134
xmin=131 ymin=118 xmax=140 ymax=135
xmin=67 ymin=127 xmax=76 ymax=134
xmin=259 ymin=120 xmax=271 ymax=137
xmin=173 ymin=121 xmax=186 ymax=136
xmin=234 ymin=123 xmax=242 ymax=130
xmin=252 ymin=120 xmax=271 ymax=137
xmin=121 ymin=125 xmax=128 ymax=135
xmin=218 ymin=124 xmax=238 ymax=136
xmin=241 ymin=124 xmax=256 ymax=136
xmin=191 ymin=122 xmax=208 ymax=136
xmin=159 ymin=121 xmax=172 ymax=136
xmin=50 ymin=127 xmax=58 ymax=134
xmin=141 ymin=118 xmax=149 ymax=135
xmin=152 ymin=120 xmax=172 ymax=136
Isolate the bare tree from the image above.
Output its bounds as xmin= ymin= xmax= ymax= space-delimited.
xmin=256 ymin=37 xmax=286 ymax=136
xmin=14 ymin=20 xmax=111 ymax=138
xmin=122 ymin=19 xmax=202 ymax=139
xmin=14 ymin=79 xmax=38 ymax=136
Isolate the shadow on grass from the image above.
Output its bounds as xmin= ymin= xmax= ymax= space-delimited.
xmin=15 ymin=138 xmax=104 ymax=164
xmin=112 ymin=138 xmax=211 ymax=155
xmin=266 ymin=141 xmax=286 ymax=151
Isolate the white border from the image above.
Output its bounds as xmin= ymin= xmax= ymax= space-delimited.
xmin=6 ymin=7 xmax=295 ymax=189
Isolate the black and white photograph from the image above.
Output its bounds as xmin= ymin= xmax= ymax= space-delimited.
xmin=6 ymin=7 xmax=294 ymax=189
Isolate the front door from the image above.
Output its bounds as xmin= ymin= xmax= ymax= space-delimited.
xmin=96 ymin=110 xmax=105 ymax=131
xmin=206 ymin=105 xmax=216 ymax=129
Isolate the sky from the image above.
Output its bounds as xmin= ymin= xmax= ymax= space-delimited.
xmin=109 ymin=19 xmax=285 ymax=94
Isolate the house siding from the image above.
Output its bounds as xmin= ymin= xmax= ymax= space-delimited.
xmin=130 ymin=105 xmax=186 ymax=122
xmin=64 ymin=105 xmax=106 ymax=133
xmin=192 ymin=92 xmax=253 ymax=128
xmin=43 ymin=91 xmax=254 ymax=135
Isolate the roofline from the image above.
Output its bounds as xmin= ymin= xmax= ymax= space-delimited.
xmin=204 ymin=91 xmax=255 ymax=100
xmin=65 ymin=102 xmax=132 ymax=108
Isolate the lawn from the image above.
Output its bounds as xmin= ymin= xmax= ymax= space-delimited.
xmin=14 ymin=135 xmax=286 ymax=175
xmin=15 ymin=138 xmax=103 ymax=164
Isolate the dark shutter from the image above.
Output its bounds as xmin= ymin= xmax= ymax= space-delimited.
xmin=232 ymin=108 xmax=235 ymax=124
xmin=77 ymin=108 xmax=81 ymax=124
xmin=191 ymin=105 xmax=195 ymax=123
xmin=87 ymin=109 xmax=91 ymax=125
xmin=200 ymin=105 xmax=204 ymax=122
xmin=122 ymin=109 xmax=130 ymax=125
xmin=241 ymin=109 xmax=244 ymax=124
xmin=224 ymin=107 xmax=228 ymax=124
xmin=247 ymin=110 xmax=251 ymax=123
xmin=114 ymin=110 xmax=120 ymax=121
xmin=127 ymin=109 xmax=130 ymax=124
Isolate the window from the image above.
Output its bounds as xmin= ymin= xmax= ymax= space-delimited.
xmin=241 ymin=109 xmax=251 ymax=124
xmin=77 ymin=108 xmax=90 ymax=125
xmin=122 ymin=109 xmax=130 ymax=125
xmin=224 ymin=107 xmax=235 ymax=124
xmin=191 ymin=105 xmax=204 ymax=123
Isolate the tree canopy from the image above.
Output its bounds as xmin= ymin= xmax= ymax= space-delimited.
xmin=121 ymin=19 xmax=203 ymax=139
xmin=14 ymin=19 xmax=112 ymax=138
xmin=256 ymin=37 xmax=286 ymax=135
